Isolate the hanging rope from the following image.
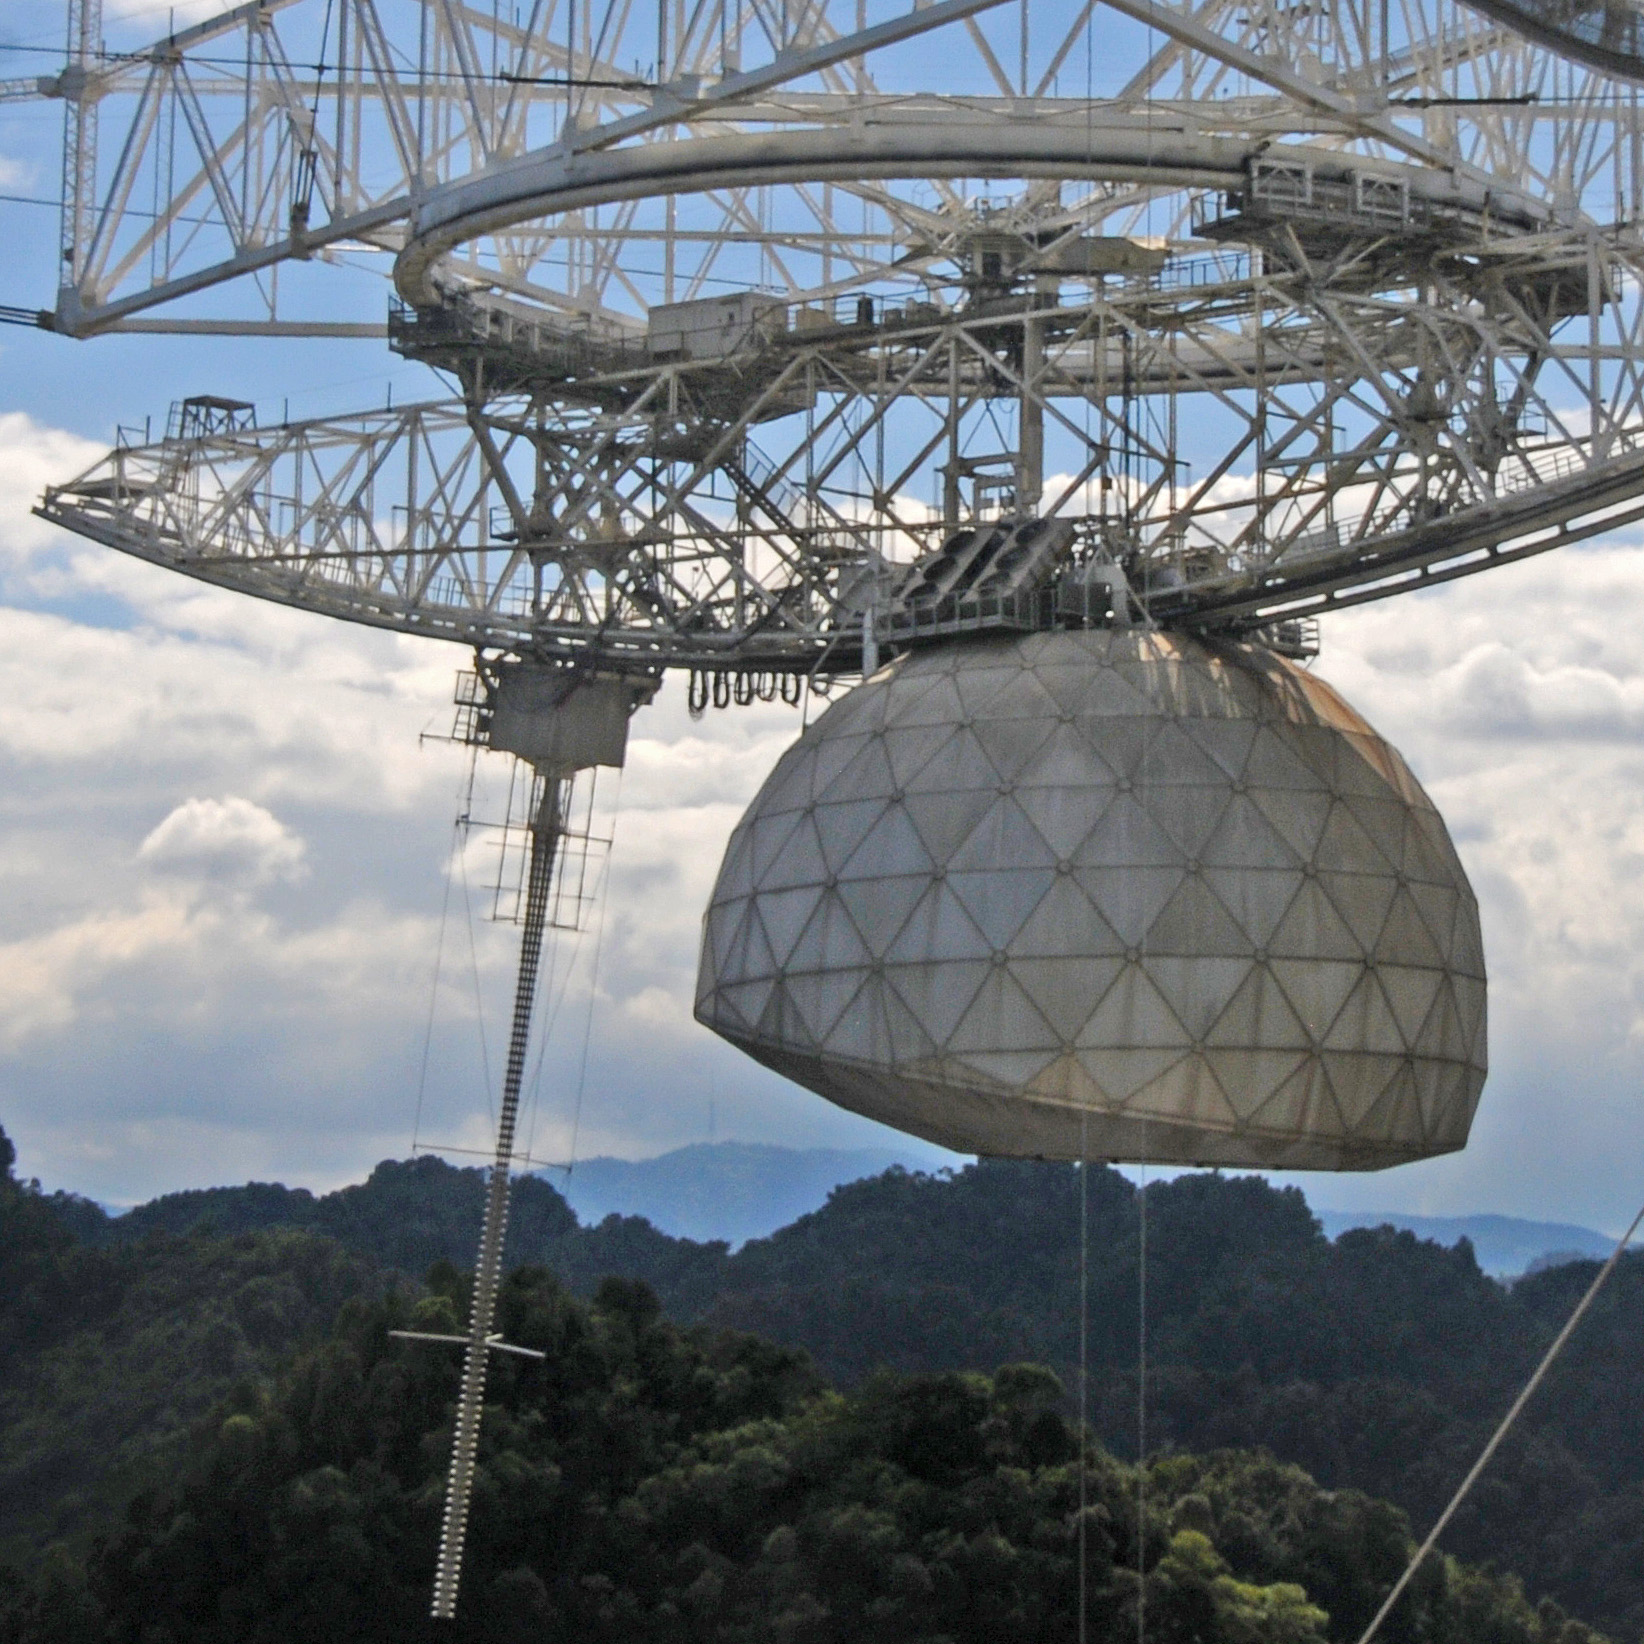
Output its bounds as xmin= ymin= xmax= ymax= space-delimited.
xmin=518 ymin=768 xmax=623 ymax=1179
xmin=518 ymin=769 xmax=595 ymax=1175
xmin=567 ymin=766 xmax=624 ymax=1175
xmin=455 ymin=818 xmax=496 ymax=1131
xmin=1354 ymin=1193 xmax=1644 ymax=1644
xmin=1136 ymin=1163 xmax=1149 ymax=1644
xmin=412 ymin=815 xmax=463 ymax=1156
xmin=1077 ymin=1119 xmax=1091 ymax=1644
xmin=430 ymin=780 xmax=564 ymax=1620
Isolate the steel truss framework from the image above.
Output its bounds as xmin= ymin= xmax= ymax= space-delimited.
xmin=19 ymin=0 xmax=1644 ymax=1620
xmin=21 ymin=0 xmax=1644 ymax=668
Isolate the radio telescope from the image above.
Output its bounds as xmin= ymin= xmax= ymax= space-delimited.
xmin=11 ymin=0 xmax=1644 ymax=1614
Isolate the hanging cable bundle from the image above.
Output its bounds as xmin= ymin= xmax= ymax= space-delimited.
xmin=687 ymin=668 xmax=805 ymax=717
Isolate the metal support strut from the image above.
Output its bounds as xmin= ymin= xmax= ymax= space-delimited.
xmin=430 ymin=778 xmax=562 ymax=1621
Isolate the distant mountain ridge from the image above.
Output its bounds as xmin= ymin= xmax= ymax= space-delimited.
xmin=1314 ymin=1209 xmax=1615 ymax=1276
xmin=552 ymin=1141 xmax=936 ymax=1245
xmin=547 ymin=1141 xmax=1616 ymax=1274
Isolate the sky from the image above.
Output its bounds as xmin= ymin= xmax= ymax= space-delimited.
xmin=2 ymin=7 xmax=1644 ymax=1234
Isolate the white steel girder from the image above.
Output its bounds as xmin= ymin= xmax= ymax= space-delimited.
xmin=19 ymin=0 xmax=1644 ymax=660
xmin=18 ymin=0 xmax=1643 ymax=333
xmin=35 ymin=218 xmax=1644 ymax=658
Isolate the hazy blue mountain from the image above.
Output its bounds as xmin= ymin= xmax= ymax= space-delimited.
xmin=552 ymin=1141 xmax=939 ymax=1244
xmin=552 ymin=1145 xmax=1621 ymax=1268
xmin=1314 ymin=1208 xmax=1614 ymax=1275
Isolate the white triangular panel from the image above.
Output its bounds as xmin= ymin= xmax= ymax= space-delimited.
xmin=1011 ymin=955 xmax=1126 ymax=1044
xmin=1200 ymin=794 xmax=1298 ymax=871
xmin=886 ymin=881 xmax=995 ymax=964
xmin=787 ymin=893 xmax=873 ymax=973
xmin=885 ymin=957 xmax=992 ymax=1048
xmin=947 ymin=867 xmax=1058 ymax=951
xmin=757 ymin=885 xmax=826 ymax=966
xmin=882 ymin=722 xmax=961 ymax=788
xmin=947 ymin=968 xmax=1059 ymax=1054
xmin=1145 ymin=955 xmax=1252 ymax=1042
xmin=1123 ymin=1055 xmax=1238 ymax=1128
xmin=1016 ymin=721 xmax=1118 ymax=795
xmin=813 ymin=797 xmax=893 ymax=874
xmin=886 ymin=670 xmax=964 ymax=729
xmin=1011 ymin=875 xmax=1125 ymax=960
xmin=760 ymin=814 xmax=829 ymax=890
xmin=808 ymin=730 xmax=875 ymax=802
xmin=902 ymin=725 xmax=1004 ymax=794
xmin=1076 ymin=964 xmax=1190 ymax=1049
xmin=757 ymin=745 xmax=818 ymax=818
xmin=840 ymin=803 xmax=935 ymax=879
xmin=1201 ymin=867 xmax=1301 ymax=950
xmin=948 ymin=797 xmax=1060 ymax=873
xmin=1077 ymin=865 xmax=1186 ymax=947
xmin=835 ymin=874 xmax=930 ymax=958
xmin=1014 ymin=779 xmax=1112 ymax=862
xmin=1146 ymin=877 xmax=1252 ymax=958
xmin=1205 ymin=966 xmax=1312 ymax=1051
xmin=1074 ymin=795 xmax=1182 ymax=870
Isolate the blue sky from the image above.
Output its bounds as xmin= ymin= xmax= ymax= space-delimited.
xmin=3 ymin=5 xmax=1644 ymax=1232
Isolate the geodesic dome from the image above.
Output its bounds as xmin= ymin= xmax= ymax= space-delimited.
xmin=695 ymin=629 xmax=1486 ymax=1170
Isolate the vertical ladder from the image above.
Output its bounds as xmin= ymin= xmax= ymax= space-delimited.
xmin=429 ymin=780 xmax=562 ymax=1620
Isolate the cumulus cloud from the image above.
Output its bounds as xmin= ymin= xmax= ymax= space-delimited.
xmin=138 ymin=796 xmax=307 ymax=884
xmin=0 ymin=896 xmax=194 ymax=1051
xmin=0 ymin=412 xmax=104 ymax=562
xmin=1286 ymin=537 xmax=1644 ymax=1231
xmin=1437 ymin=642 xmax=1644 ymax=741
xmin=106 ymin=0 xmax=242 ymax=27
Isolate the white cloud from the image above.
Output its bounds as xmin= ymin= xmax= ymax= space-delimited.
xmin=106 ymin=0 xmax=242 ymax=26
xmin=1292 ymin=537 xmax=1644 ymax=1232
xmin=0 ymin=894 xmax=194 ymax=1050
xmin=138 ymin=796 xmax=307 ymax=884
xmin=0 ymin=412 xmax=103 ymax=559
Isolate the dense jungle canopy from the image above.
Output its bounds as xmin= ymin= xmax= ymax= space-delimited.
xmin=1 ymin=1125 xmax=1638 ymax=1642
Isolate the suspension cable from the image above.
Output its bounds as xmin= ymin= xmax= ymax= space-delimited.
xmin=1354 ymin=1193 xmax=1644 ymax=1644
xmin=1078 ymin=1123 xmax=1090 ymax=1644
xmin=412 ymin=815 xmax=462 ymax=1156
xmin=1136 ymin=1161 xmax=1149 ymax=1644
xmin=455 ymin=822 xmax=496 ymax=1132
xmin=566 ymin=766 xmax=623 ymax=1174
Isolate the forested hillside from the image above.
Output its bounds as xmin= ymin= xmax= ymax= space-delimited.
xmin=3 ymin=1126 xmax=1642 ymax=1639
xmin=86 ymin=1154 xmax=730 ymax=1315
xmin=0 ymin=1130 xmax=380 ymax=1560
xmin=696 ymin=1165 xmax=1644 ymax=1641
xmin=0 ymin=1261 xmax=1611 ymax=1644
